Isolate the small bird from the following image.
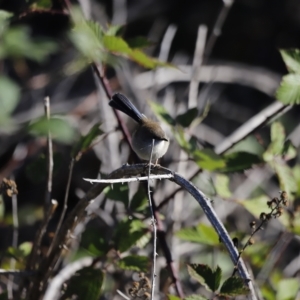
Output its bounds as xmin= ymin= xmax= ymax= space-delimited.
xmin=109 ymin=93 xmax=169 ymax=164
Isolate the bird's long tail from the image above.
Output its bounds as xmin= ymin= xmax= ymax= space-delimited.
xmin=109 ymin=93 xmax=144 ymax=124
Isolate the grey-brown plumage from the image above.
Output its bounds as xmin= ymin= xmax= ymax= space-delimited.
xmin=109 ymin=93 xmax=169 ymax=162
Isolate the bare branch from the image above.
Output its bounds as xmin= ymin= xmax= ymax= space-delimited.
xmin=43 ymin=257 xmax=94 ymax=300
xmin=215 ymin=102 xmax=291 ymax=155
xmin=134 ymin=64 xmax=281 ymax=96
xmin=83 ymin=174 xmax=173 ymax=184
xmin=158 ymin=24 xmax=177 ymax=62
xmin=204 ymin=0 xmax=235 ymax=62
xmin=8 ymin=185 xmax=18 ymax=300
xmin=147 ymin=141 xmax=157 ymax=300
xmin=27 ymin=164 xmax=256 ymax=299
xmin=44 ymin=96 xmax=53 ymax=212
xmin=189 ymin=25 xmax=207 ymax=107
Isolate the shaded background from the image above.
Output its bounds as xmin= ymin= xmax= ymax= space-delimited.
xmin=0 ymin=0 xmax=300 ymax=298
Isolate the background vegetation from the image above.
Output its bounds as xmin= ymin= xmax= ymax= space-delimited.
xmin=0 ymin=0 xmax=300 ymax=299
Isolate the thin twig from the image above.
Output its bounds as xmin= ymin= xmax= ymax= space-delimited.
xmin=188 ymin=25 xmax=207 ymax=107
xmin=8 ymin=186 xmax=18 ymax=300
xmin=147 ymin=140 xmax=157 ymax=300
xmin=116 ymin=289 xmax=131 ymax=300
xmin=43 ymin=257 xmax=94 ymax=300
xmin=27 ymin=164 xmax=255 ymax=299
xmin=214 ymin=102 xmax=291 ymax=155
xmin=21 ymin=199 xmax=58 ymax=299
xmin=25 ymin=97 xmax=54 ymax=275
xmin=47 ymin=158 xmax=75 ymax=257
xmin=152 ymin=24 xmax=177 ymax=96
xmin=83 ymin=174 xmax=173 ymax=184
xmin=203 ymin=0 xmax=235 ymax=62
xmin=256 ymin=232 xmax=293 ymax=284
xmin=158 ymin=24 xmax=177 ymax=62
xmin=112 ymin=0 xmax=127 ymax=25
xmin=26 ymin=199 xmax=58 ymax=269
xmin=135 ymin=63 xmax=281 ymax=96
xmin=92 ymin=64 xmax=133 ymax=147
xmin=44 ymin=96 xmax=53 ymax=212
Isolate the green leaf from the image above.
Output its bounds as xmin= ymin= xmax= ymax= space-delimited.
xmin=114 ymin=218 xmax=147 ymax=252
xmin=263 ymin=122 xmax=286 ymax=161
xmin=104 ymin=183 xmax=129 ymax=207
xmin=28 ymin=117 xmax=76 ymax=143
xmin=261 ymin=285 xmax=276 ymax=300
xmin=0 ymin=195 xmax=4 ymax=221
xmin=130 ymin=187 xmax=148 ymax=212
xmin=0 ymin=76 xmax=20 ymax=123
xmin=30 ymin=0 xmax=52 ymax=9
xmin=63 ymin=267 xmax=104 ymax=300
xmin=184 ymin=295 xmax=208 ymax=300
xmin=168 ymin=295 xmax=181 ymax=300
xmin=276 ymin=73 xmax=300 ymax=105
xmin=219 ymin=276 xmax=249 ymax=296
xmin=129 ymin=49 xmax=170 ymax=69
xmin=193 ymin=149 xmax=226 ymax=171
xmin=238 ymin=195 xmax=270 ymax=218
xmin=282 ymin=140 xmax=297 ymax=161
xmin=19 ymin=242 xmax=32 ymax=257
xmin=176 ymin=108 xmax=199 ymax=128
xmin=70 ymin=19 xmax=105 ymax=63
xmin=103 ymin=35 xmax=132 ymax=54
xmin=244 ymin=242 xmax=271 ymax=268
xmin=228 ymin=135 xmax=265 ymax=156
xmin=293 ymin=165 xmax=300 ymax=197
xmin=7 ymin=243 xmax=31 ymax=260
xmin=0 ymin=27 xmax=57 ymax=62
xmin=72 ymin=122 xmax=103 ymax=159
xmin=279 ymin=49 xmax=300 ymax=74
xmin=222 ymin=152 xmax=262 ymax=172
xmin=118 ymin=255 xmax=149 ymax=272
xmin=273 ymin=161 xmax=298 ymax=197
xmin=103 ymin=35 xmax=170 ymax=69
xmin=127 ymin=36 xmax=153 ymax=49
xmin=173 ymin=127 xmax=191 ymax=151
xmin=187 ymin=264 xmax=222 ymax=292
xmin=136 ymin=232 xmax=152 ymax=249
xmin=149 ymin=101 xmax=176 ymax=126
xmin=214 ymin=174 xmax=232 ymax=198
xmin=276 ymin=278 xmax=300 ymax=300
xmin=0 ymin=10 xmax=13 ymax=22
xmin=81 ymin=228 xmax=109 ymax=256
xmin=176 ymin=223 xmax=219 ymax=246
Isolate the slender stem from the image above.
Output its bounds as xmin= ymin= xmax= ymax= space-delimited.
xmin=188 ymin=25 xmax=207 ymax=107
xmin=44 ymin=96 xmax=53 ymax=211
xmin=116 ymin=289 xmax=131 ymax=300
xmin=147 ymin=140 xmax=157 ymax=300
xmin=92 ymin=64 xmax=133 ymax=147
xmin=47 ymin=158 xmax=75 ymax=257
xmin=8 ymin=189 xmax=18 ymax=300
xmin=204 ymin=0 xmax=234 ymax=62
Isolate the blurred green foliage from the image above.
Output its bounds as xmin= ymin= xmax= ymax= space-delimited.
xmin=0 ymin=4 xmax=300 ymax=300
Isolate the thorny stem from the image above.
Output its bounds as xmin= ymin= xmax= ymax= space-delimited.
xmin=147 ymin=140 xmax=157 ymax=300
xmin=8 ymin=189 xmax=18 ymax=300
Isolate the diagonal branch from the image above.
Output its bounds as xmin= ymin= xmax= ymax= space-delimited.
xmin=27 ymin=164 xmax=257 ymax=299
